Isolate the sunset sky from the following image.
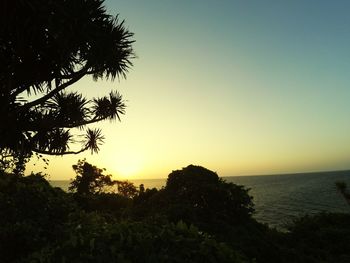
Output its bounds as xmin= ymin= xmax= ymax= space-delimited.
xmin=28 ymin=0 xmax=350 ymax=180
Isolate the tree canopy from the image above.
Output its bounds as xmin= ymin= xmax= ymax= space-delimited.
xmin=164 ymin=165 xmax=254 ymax=225
xmin=137 ymin=165 xmax=255 ymax=228
xmin=0 ymin=0 xmax=134 ymax=171
xmin=69 ymin=159 xmax=115 ymax=195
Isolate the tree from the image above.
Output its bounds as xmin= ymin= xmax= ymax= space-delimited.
xmin=69 ymin=159 xmax=116 ymax=195
xmin=0 ymin=0 xmax=134 ymax=172
xmin=116 ymin=180 xmax=138 ymax=198
xmin=141 ymin=165 xmax=254 ymax=228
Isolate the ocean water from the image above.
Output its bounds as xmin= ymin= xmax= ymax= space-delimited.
xmin=225 ymin=170 xmax=350 ymax=228
xmin=50 ymin=170 xmax=350 ymax=229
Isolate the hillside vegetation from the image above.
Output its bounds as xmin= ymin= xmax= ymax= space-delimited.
xmin=1 ymin=163 xmax=350 ymax=262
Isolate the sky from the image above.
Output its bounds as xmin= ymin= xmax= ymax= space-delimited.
xmin=28 ymin=0 xmax=350 ymax=180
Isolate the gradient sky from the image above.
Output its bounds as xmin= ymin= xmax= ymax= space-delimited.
xmin=28 ymin=0 xmax=350 ymax=180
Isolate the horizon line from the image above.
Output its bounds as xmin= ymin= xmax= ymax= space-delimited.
xmin=48 ymin=168 xmax=350 ymax=181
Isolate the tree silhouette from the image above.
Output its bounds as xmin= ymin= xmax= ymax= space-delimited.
xmin=142 ymin=165 xmax=254 ymax=228
xmin=69 ymin=159 xmax=116 ymax=195
xmin=0 ymin=0 xmax=134 ymax=171
xmin=116 ymin=180 xmax=138 ymax=198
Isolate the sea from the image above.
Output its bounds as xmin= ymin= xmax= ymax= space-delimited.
xmin=50 ymin=170 xmax=350 ymax=229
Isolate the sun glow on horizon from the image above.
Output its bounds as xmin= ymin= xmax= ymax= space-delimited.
xmin=108 ymin=151 xmax=144 ymax=180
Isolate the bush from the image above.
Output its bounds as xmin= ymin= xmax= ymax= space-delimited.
xmin=285 ymin=213 xmax=350 ymax=263
xmin=74 ymin=192 xmax=132 ymax=218
xmin=0 ymin=172 xmax=77 ymax=262
xmin=29 ymin=213 xmax=246 ymax=263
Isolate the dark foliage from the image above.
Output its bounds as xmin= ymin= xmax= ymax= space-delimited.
xmin=211 ymin=219 xmax=290 ymax=263
xmin=74 ymin=192 xmax=131 ymax=218
xmin=0 ymin=171 xmax=246 ymax=262
xmin=2 ymin=164 xmax=350 ymax=262
xmin=28 ymin=213 xmax=245 ymax=263
xmin=69 ymin=159 xmax=116 ymax=195
xmin=116 ymin=180 xmax=138 ymax=198
xmin=129 ymin=165 xmax=283 ymax=262
xmin=69 ymin=160 xmax=144 ymax=220
xmin=132 ymin=187 xmax=160 ymax=220
xmin=158 ymin=165 xmax=293 ymax=263
xmin=0 ymin=0 xmax=134 ymax=172
xmin=138 ymin=165 xmax=254 ymax=229
xmin=0 ymin=172 xmax=76 ymax=262
xmin=285 ymin=213 xmax=350 ymax=263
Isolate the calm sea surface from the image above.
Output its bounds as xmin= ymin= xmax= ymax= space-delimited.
xmin=51 ymin=170 xmax=350 ymax=229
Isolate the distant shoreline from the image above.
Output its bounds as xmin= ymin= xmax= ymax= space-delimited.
xmin=49 ymin=169 xmax=350 ymax=182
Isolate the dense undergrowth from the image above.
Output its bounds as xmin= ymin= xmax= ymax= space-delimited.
xmin=1 ymin=165 xmax=350 ymax=263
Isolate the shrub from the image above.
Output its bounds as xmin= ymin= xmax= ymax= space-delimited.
xmin=0 ymin=172 xmax=76 ymax=262
xmin=29 ymin=213 xmax=246 ymax=263
xmin=285 ymin=213 xmax=350 ymax=263
xmin=74 ymin=192 xmax=132 ymax=218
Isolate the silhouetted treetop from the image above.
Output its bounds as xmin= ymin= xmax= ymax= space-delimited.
xmin=166 ymin=164 xmax=220 ymax=192
xmin=116 ymin=180 xmax=138 ymax=198
xmin=149 ymin=165 xmax=255 ymax=227
xmin=69 ymin=159 xmax=116 ymax=195
xmin=0 ymin=0 xmax=134 ymax=166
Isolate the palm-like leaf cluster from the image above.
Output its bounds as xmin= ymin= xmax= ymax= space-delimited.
xmin=0 ymin=0 xmax=134 ymax=161
xmin=48 ymin=92 xmax=89 ymax=126
xmin=93 ymin=91 xmax=126 ymax=121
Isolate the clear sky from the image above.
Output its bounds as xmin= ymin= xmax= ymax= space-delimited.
xmin=28 ymin=0 xmax=350 ymax=180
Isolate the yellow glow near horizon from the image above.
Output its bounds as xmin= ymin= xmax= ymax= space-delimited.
xmin=106 ymin=150 xmax=145 ymax=180
xmin=113 ymin=159 xmax=142 ymax=179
